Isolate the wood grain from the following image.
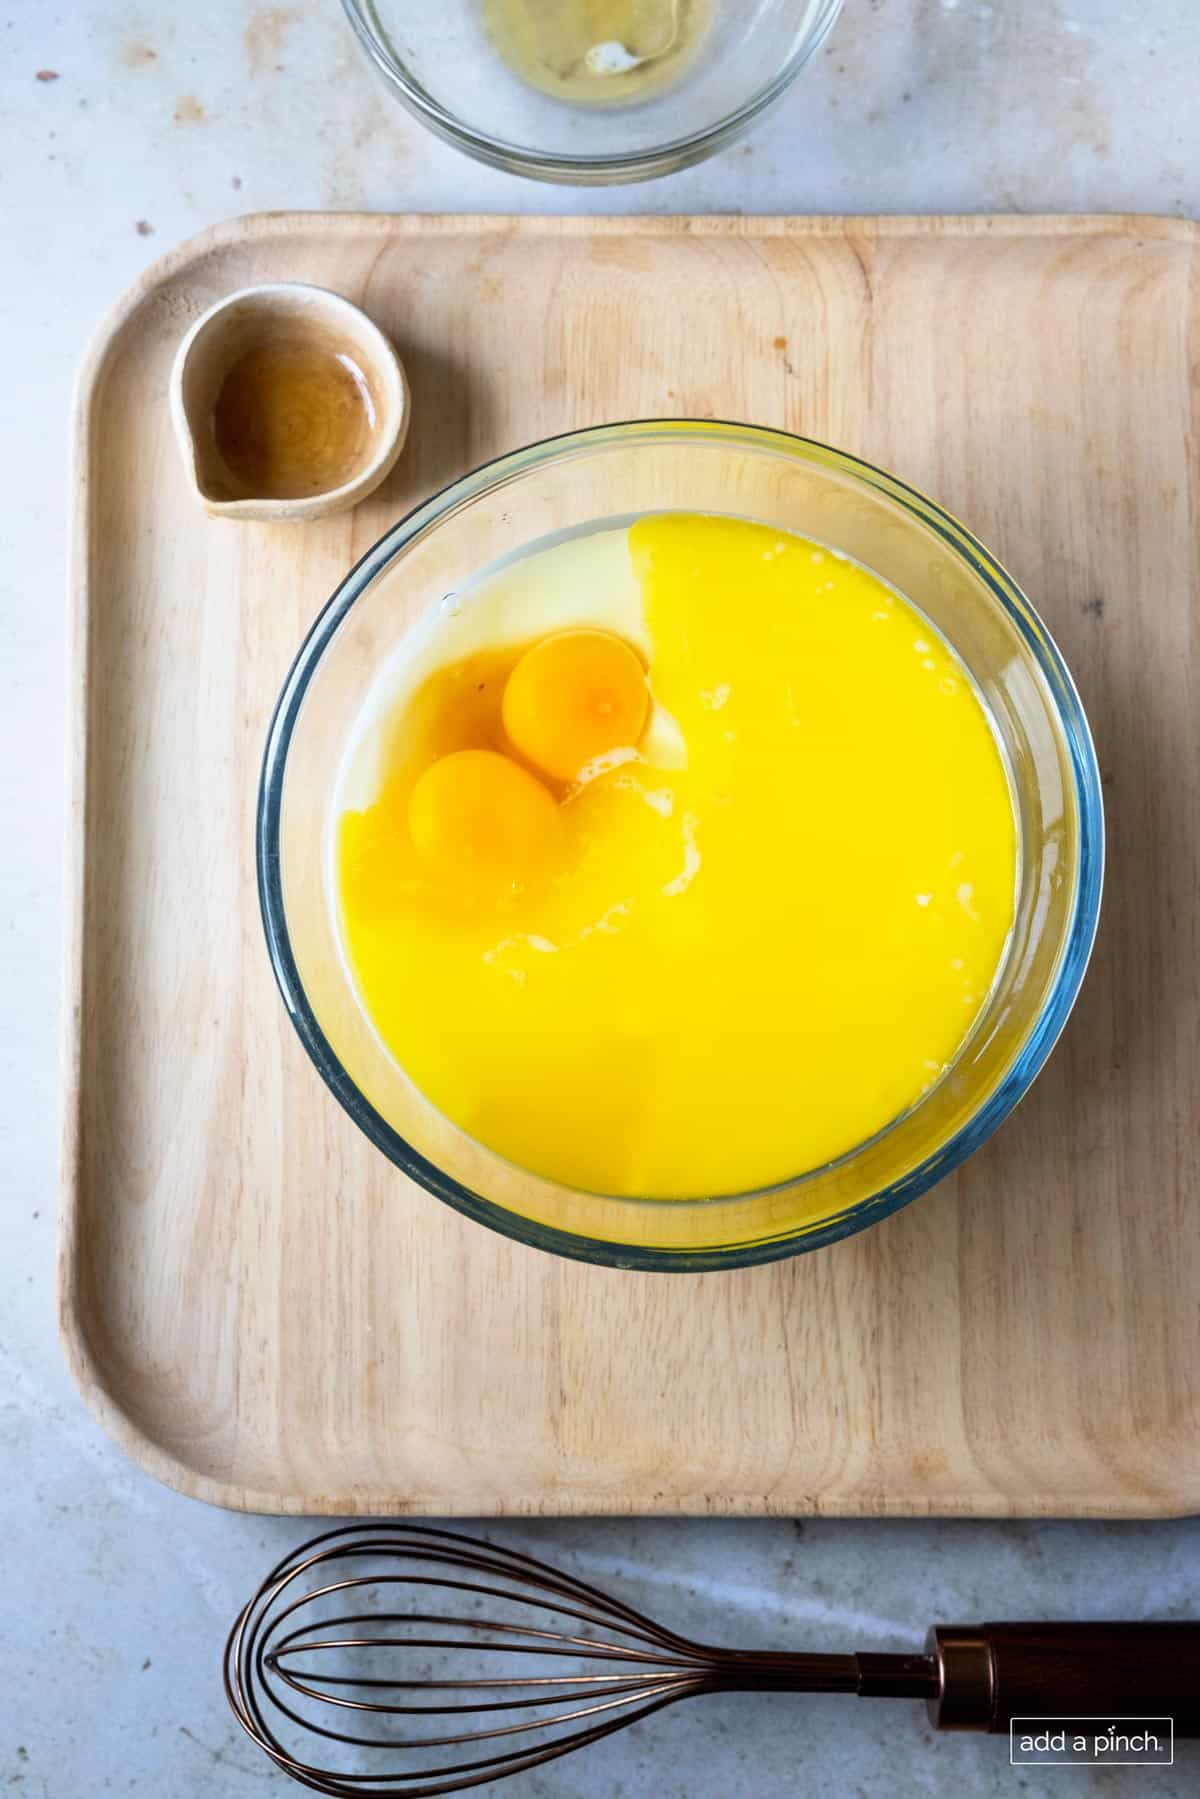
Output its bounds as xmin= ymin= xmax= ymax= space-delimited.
xmin=60 ymin=215 xmax=1200 ymax=1517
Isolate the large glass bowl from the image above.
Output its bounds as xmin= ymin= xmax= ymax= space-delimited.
xmin=258 ymin=422 xmax=1103 ymax=1270
xmin=340 ymin=0 xmax=844 ymax=184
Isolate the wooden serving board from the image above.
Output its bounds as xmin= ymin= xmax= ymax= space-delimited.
xmin=61 ymin=215 xmax=1200 ymax=1517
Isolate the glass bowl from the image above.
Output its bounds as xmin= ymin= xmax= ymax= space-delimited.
xmin=258 ymin=421 xmax=1103 ymax=1270
xmin=339 ymin=0 xmax=845 ymax=185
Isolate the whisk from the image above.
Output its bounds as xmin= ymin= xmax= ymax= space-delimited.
xmin=226 ymin=1524 xmax=1200 ymax=1797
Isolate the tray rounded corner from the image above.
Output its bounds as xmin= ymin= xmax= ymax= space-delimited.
xmin=55 ymin=1270 xmax=212 ymax=1508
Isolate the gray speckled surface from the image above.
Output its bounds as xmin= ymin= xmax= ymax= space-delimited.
xmin=3 ymin=1 xmax=1199 ymax=1793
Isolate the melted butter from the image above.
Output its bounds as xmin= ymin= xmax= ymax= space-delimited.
xmin=211 ymin=334 xmax=376 ymax=501
xmin=336 ymin=516 xmax=1018 ymax=1199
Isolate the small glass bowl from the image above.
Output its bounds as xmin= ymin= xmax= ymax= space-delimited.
xmin=340 ymin=0 xmax=845 ymax=185
xmin=258 ymin=421 xmax=1104 ymax=1270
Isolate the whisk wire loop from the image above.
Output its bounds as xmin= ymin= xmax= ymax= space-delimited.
xmin=225 ymin=1522 xmax=863 ymax=1797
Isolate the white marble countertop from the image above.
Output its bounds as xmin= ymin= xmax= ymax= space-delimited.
xmin=3 ymin=1 xmax=1198 ymax=1793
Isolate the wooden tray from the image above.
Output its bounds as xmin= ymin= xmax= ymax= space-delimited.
xmin=61 ymin=214 xmax=1200 ymax=1518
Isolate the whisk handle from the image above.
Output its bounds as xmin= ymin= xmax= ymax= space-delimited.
xmin=928 ymin=1622 xmax=1200 ymax=1735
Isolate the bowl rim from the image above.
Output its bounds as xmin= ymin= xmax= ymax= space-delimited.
xmin=338 ymin=0 xmax=846 ymax=185
xmin=257 ymin=419 xmax=1105 ymax=1271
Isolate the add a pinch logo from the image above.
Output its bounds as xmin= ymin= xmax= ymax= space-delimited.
xmin=1010 ymin=1718 xmax=1174 ymax=1766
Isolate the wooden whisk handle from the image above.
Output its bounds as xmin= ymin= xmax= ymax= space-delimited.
xmin=927 ymin=1622 xmax=1200 ymax=1735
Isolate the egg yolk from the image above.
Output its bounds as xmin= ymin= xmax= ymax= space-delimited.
xmin=408 ymin=749 xmax=560 ymax=894
xmin=502 ymin=628 xmax=649 ymax=782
